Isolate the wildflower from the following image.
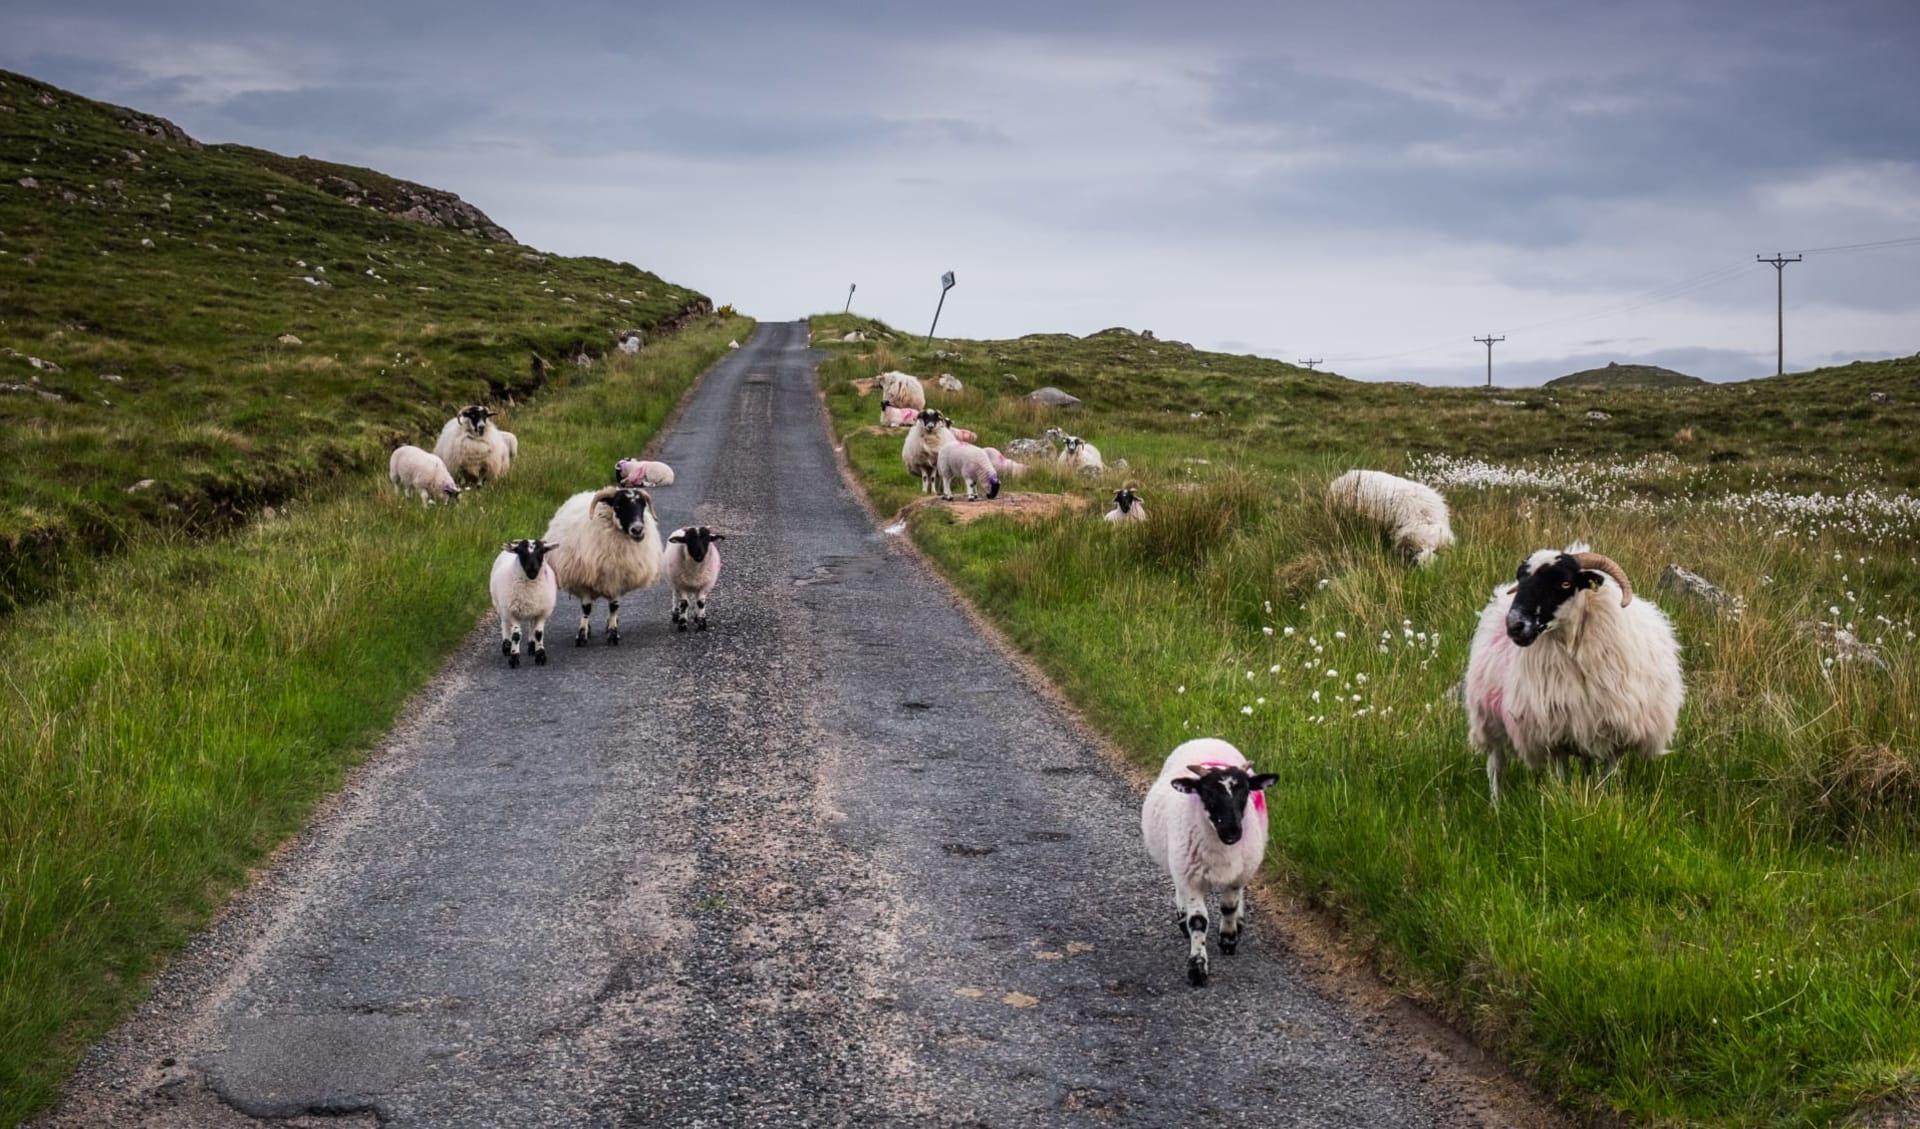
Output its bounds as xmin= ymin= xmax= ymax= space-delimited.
xmin=1284 ymin=626 xmax=1296 ymax=637
xmin=1269 ymin=664 xmax=1281 ymax=674
xmin=1176 ymin=685 xmax=1186 ymax=694
xmin=1334 ymin=630 xmax=1347 ymax=640
xmin=1256 ymin=697 xmax=1266 ymax=705
xmin=1241 ymin=705 xmax=1254 ymax=715
xmin=1311 ymin=690 xmax=1321 ymax=702
xmin=1324 ymin=669 xmax=1338 ymax=679
xmin=1263 ymin=626 xmax=1274 ymax=637
xmin=1355 ymin=673 xmax=1369 ymax=685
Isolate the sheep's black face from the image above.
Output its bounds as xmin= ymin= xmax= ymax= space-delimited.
xmin=1506 ymin=553 xmax=1605 ymax=646
xmin=670 ymin=526 xmax=724 ymax=562
xmin=918 ymin=410 xmax=946 ymax=434
xmin=1065 ymin=438 xmax=1084 ymax=455
xmin=607 ymin=489 xmax=651 ymax=540
xmin=1170 ymin=765 xmax=1278 ymax=846
xmin=1113 ymin=487 xmax=1138 ymax=513
xmin=503 ymin=538 xmax=553 ymax=580
xmin=459 ymin=405 xmax=493 ymax=436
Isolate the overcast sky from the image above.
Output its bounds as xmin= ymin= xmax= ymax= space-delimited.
xmin=5 ymin=1 xmax=1918 ymax=384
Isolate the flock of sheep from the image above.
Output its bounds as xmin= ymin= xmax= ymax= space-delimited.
xmin=386 ymin=406 xmax=725 ymax=668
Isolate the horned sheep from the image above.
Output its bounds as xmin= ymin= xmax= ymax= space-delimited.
xmin=388 ymin=445 xmax=462 ymax=505
xmin=541 ymin=486 xmax=663 ymax=646
xmin=1327 ymin=469 xmax=1454 ymax=565
xmin=1465 ymin=545 xmax=1684 ymax=802
xmin=1104 ymin=485 xmax=1146 ymax=522
xmin=434 ymin=405 xmax=518 ymax=484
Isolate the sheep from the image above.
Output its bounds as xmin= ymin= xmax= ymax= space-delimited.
xmin=387 ymin=445 xmax=462 ymax=505
xmin=981 ymin=447 xmax=1028 ymax=478
xmin=880 ymin=399 xmax=920 ymax=428
xmin=1104 ymin=485 xmax=1146 ymax=522
xmin=433 ymin=405 xmax=518 ymax=484
xmin=1140 ymin=738 xmax=1278 ymax=987
xmin=1056 ymin=435 xmax=1104 ymax=474
xmin=936 ymin=442 xmax=1001 ymax=501
xmin=1327 ymin=469 xmax=1455 ymax=566
xmin=1465 ymin=545 xmax=1684 ymax=802
xmin=662 ymin=526 xmax=725 ymax=631
xmin=901 ymin=409 xmax=957 ymax=494
xmin=541 ymin=486 xmax=663 ymax=646
xmin=877 ymin=370 xmax=926 ymax=410
xmin=937 ymin=374 xmax=964 ymax=392
xmin=490 ymin=539 xmax=558 ymax=667
xmin=614 ymin=458 xmax=676 ymax=488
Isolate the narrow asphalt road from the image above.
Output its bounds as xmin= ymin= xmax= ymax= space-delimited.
xmin=41 ymin=322 xmax=1540 ymax=1128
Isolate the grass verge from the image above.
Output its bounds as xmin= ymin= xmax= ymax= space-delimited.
xmin=0 ymin=316 xmax=748 ymax=1126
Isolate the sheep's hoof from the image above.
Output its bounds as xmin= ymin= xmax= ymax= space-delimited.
xmin=695 ymin=619 xmax=708 ymax=632
xmin=508 ymin=653 xmax=520 ymax=669
xmin=1220 ymin=932 xmax=1239 ymax=956
xmin=941 ymin=494 xmax=953 ymax=502
xmin=1187 ymin=957 xmax=1209 ymax=988
xmin=534 ymin=649 xmax=547 ymax=666
xmin=606 ymin=630 xmax=620 ymax=646
xmin=1174 ymin=913 xmax=1191 ymax=937
xmin=676 ymin=621 xmax=687 ymax=633
xmin=575 ymin=635 xmax=588 ymax=648
xmin=501 ymin=639 xmax=512 ymax=655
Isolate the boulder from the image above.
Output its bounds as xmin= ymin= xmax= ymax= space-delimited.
xmin=1657 ymin=565 xmax=1744 ymax=620
xmin=277 ymin=334 xmax=302 ymax=345
xmin=1585 ymin=410 xmax=1611 ymax=421
xmin=1026 ymin=386 xmax=1082 ymax=409
xmin=1869 ymin=391 xmax=1889 ymax=404
xmin=1004 ymin=438 xmax=1053 ymax=460
xmin=937 ymin=374 xmax=963 ymax=392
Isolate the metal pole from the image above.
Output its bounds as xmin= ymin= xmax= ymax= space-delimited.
xmin=843 ymin=283 xmax=855 ymax=314
xmin=926 ymin=290 xmax=948 ymax=344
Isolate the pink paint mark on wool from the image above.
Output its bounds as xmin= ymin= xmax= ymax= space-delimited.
xmin=1252 ymin=791 xmax=1266 ymax=815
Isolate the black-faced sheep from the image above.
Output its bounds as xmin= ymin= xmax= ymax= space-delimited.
xmin=541 ymin=486 xmax=663 ymax=646
xmin=902 ymin=409 xmax=956 ymax=494
xmin=1140 ymin=738 xmax=1277 ymax=987
xmin=1465 ymin=545 xmax=1684 ymax=801
xmin=1104 ymin=485 xmax=1146 ymax=522
xmin=1057 ymin=435 xmax=1104 ymax=474
xmin=434 ymin=405 xmax=517 ymax=484
xmin=662 ymin=526 xmax=725 ymax=631
xmin=490 ymin=539 xmax=558 ymax=667
xmin=1327 ymin=469 xmax=1455 ymax=565
xmin=388 ymin=445 xmax=462 ymax=505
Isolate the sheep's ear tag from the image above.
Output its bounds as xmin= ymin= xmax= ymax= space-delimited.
xmin=1582 ymin=573 xmax=1603 ymax=591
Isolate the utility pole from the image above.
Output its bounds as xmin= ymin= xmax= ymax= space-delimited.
xmin=1756 ymin=253 xmax=1801 ymax=376
xmin=1473 ymin=334 xmax=1505 ymax=388
xmin=1297 ymin=358 xmax=1323 ymax=371
xmin=843 ymin=283 xmax=855 ymax=314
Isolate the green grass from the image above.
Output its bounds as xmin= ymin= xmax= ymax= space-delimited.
xmin=0 ymin=68 xmax=711 ymax=611
xmin=0 ymin=317 xmax=747 ymax=1125
xmin=815 ymin=313 xmax=1920 ymax=1126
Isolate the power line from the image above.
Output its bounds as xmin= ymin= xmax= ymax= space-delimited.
xmin=1473 ymin=334 xmax=1505 ymax=388
xmin=1796 ymin=234 xmax=1920 ymax=256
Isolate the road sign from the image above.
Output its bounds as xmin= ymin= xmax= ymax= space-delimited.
xmin=941 ymin=271 xmax=955 ymax=291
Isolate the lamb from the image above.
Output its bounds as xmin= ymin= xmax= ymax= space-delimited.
xmin=1327 ymin=469 xmax=1455 ymax=566
xmin=541 ymin=486 xmax=663 ymax=646
xmin=614 ymin=458 xmax=676 ymax=488
xmin=981 ymin=447 xmax=1028 ymax=478
xmin=387 ymin=445 xmax=462 ymax=505
xmin=876 ymin=370 xmax=926 ymax=410
xmin=662 ymin=526 xmax=725 ymax=631
xmin=1140 ymin=738 xmax=1278 ymax=987
xmin=1056 ymin=435 xmax=1104 ymax=474
xmin=489 ymin=539 xmax=558 ymax=667
xmin=880 ymin=400 xmax=920 ymax=428
xmin=433 ymin=405 xmax=518 ymax=484
xmin=1465 ymin=545 xmax=1684 ymax=802
xmin=1104 ymin=485 xmax=1146 ymax=522
xmin=901 ymin=409 xmax=957 ymax=494
xmin=936 ymin=442 xmax=1001 ymax=501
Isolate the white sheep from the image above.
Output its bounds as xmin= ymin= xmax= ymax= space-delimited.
xmin=387 ymin=445 xmax=462 ymax=505
xmin=1056 ymin=435 xmax=1104 ymax=474
xmin=662 ymin=526 xmax=725 ymax=631
xmin=880 ymin=400 xmax=920 ymax=428
xmin=1140 ymin=738 xmax=1278 ymax=987
xmin=1466 ymin=545 xmax=1684 ymax=802
xmin=876 ymin=370 xmax=926 ymax=410
xmin=433 ymin=405 xmax=518 ymax=484
xmin=490 ymin=539 xmax=558 ymax=667
xmin=1104 ymin=485 xmax=1146 ymax=522
xmin=981 ymin=447 xmax=1028 ymax=478
xmin=541 ymin=486 xmax=663 ymax=646
xmin=937 ymin=374 xmax=964 ymax=392
xmin=936 ymin=442 xmax=1001 ymax=501
xmin=901 ymin=409 xmax=956 ymax=494
xmin=614 ymin=457 xmax=676 ymax=488
xmin=1327 ymin=469 xmax=1455 ymax=565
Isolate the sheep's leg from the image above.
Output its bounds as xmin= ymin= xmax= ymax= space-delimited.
xmin=671 ymin=594 xmax=688 ymax=631
xmin=532 ymin=623 xmax=547 ymax=666
xmin=1219 ymin=886 xmax=1246 ymax=955
xmin=1175 ymin=882 xmax=1210 ymax=987
xmin=606 ymin=599 xmax=621 ymax=645
xmin=1596 ymin=757 xmax=1622 ymax=788
xmin=1550 ymin=751 xmax=1572 ymax=785
xmin=500 ymin=618 xmax=514 ymax=656
xmin=576 ymin=601 xmax=593 ymax=646
xmin=694 ymin=594 xmax=708 ymax=631
xmin=940 ymin=473 xmax=954 ymax=502
xmin=507 ymin=624 xmax=522 ymax=669
xmin=1486 ymin=748 xmax=1505 ymax=804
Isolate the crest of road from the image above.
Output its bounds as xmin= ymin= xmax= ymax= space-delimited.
xmin=44 ymin=323 xmax=1528 ymax=1127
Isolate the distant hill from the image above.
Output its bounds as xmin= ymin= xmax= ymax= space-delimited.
xmin=1547 ymin=362 xmax=1705 ymax=389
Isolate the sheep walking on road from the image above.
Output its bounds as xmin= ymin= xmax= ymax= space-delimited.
xmin=1327 ymin=469 xmax=1454 ymax=565
xmin=1141 ymin=738 xmax=1278 ymax=987
xmin=434 ymin=405 xmax=517 ymax=484
xmin=542 ymin=487 xmax=663 ymax=646
xmin=388 ymin=445 xmax=462 ymax=505
xmin=1466 ymin=545 xmax=1684 ymax=801
xmin=662 ymin=526 xmax=725 ymax=631
xmin=490 ymin=539 xmax=558 ymax=667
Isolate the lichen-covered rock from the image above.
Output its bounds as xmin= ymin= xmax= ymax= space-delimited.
xmin=1657 ymin=565 xmax=1745 ymax=620
xmin=1027 ymin=386 xmax=1081 ymax=409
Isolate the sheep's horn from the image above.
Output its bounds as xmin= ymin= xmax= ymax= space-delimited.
xmin=1572 ymin=552 xmax=1632 ymax=606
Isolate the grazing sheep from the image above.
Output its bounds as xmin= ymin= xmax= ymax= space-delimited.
xmin=877 ymin=370 xmax=926 ymax=411
xmin=541 ymin=486 xmax=663 ymax=646
xmin=880 ymin=400 xmax=920 ymax=428
xmin=388 ymin=445 xmax=462 ymax=505
xmin=901 ymin=409 xmax=957 ymax=494
xmin=982 ymin=447 xmax=1028 ymax=478
xmin=1104 ymin=485 xmax=1146 ymax=522
xmin=662 ymin=526 xmax=725 ymax=631
xmin=490 ymin=539 xmax=558 ymax=668
xmin=614 ymin=458 xmax=676 ymax=488
xmin=1466 ymin=545 xmax=1684 ymax=802
xmin=1057 ymin=435 xmax=1104 ymax=474
xmin=434 ymin=405 xmax=518 ymax=484
xmin=1327 ymin=469 xmax=1455 ymax=565
xmin=1140 ymin=738 xmax=1278 ymax=987
xmin=936 ymin=442 xmax=1001 ymax=501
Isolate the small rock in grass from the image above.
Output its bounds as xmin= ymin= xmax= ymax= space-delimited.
xmin=277 ymin=334 xmax=302 ymax=345
xmin=1657 ymin=565 xmax=1745 ymax=620
xmin=1027 ymin=386 xmax=1081 ymax=409
xmin=937 ymin=374 xmax=963 ymax=391
xmin=127 ymin=479 xmax=157 ymax=493
xmin=1585 ymin=409 xmax=1611 ymax=421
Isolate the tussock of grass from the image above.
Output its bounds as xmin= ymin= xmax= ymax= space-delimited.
xmin=814 ymin=312 xmax=1920 ymax=1125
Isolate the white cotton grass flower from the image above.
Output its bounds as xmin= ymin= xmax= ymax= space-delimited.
xmin=1284 ymin=626 xmax=1296 ymax=637
xmin=1263 ymin=626 xmax=1275 ymax=636
xmin=1269 ymin=664 xmax=1281 ymax=673
xmin=1241 ymin=705 xmax=1254 ymax=715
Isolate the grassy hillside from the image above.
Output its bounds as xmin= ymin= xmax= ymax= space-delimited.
xmin=815 ymin=313 xmax=1920 ymax=1126
xmin=1548 ymin=362 xmax=1705 ymax=389
xmin=0 ymin=69 xmax=711 ymax=611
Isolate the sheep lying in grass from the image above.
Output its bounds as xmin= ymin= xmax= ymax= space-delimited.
xmin=902 ymin=409 xmax=956 ymax=494
xmin=936 ymin=442 xmax=1001 ymax=501
xmin=542 ymin=486 xmax=662 ymax=646
xmin=880 ymin=400 xmax=920 ymax=428
xmin=1104 ymin=485 xmax=1146 ymax=522
xmin=1465 ymin=545 xmax=1684 ymax=802
xmin=614 ymin=458 xmax=676 ymax=488
xmin=1057 ymin=435 xmax=1104 ymax=474
xmin=434 ymin=405 xmax=517 ymax=484
xmin=1141 ymin=738 xmax=1277 ymax=987
xmin=1327 ymin=469 xmax=1455 ymax=565
xmin=662 ymin=526 xmax=725 ymax=631
xmin=490 ymin=539 xmax=558 ymax=667
xmin=877 ymin=370 xmax=926 ymax=410
xmin=388 ymin=445 xmax=462 ymax=505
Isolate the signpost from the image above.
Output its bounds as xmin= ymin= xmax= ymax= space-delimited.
xmin=927 ymin=271 xmax=956 ymax=343
xmin=843 ymin=283 xmax=855 ymax=314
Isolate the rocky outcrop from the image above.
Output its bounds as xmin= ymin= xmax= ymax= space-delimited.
xmin=311 ymin=174 xmax=516 ymax=243
xmin=117 ymin=108 xmax=201 ymax=148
